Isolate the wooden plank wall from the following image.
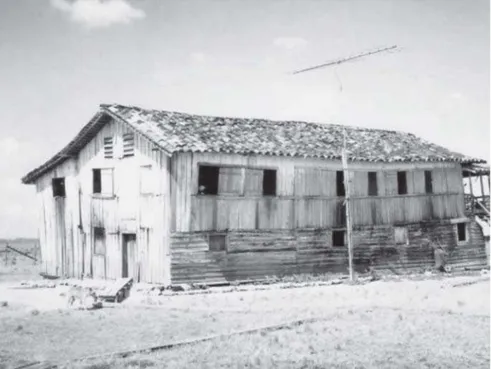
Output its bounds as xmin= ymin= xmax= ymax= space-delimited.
xmin=35 ymin=117 xmax=172 ymax=284
xmin=172 ymin=152 xmax=465 ymax=233
xmin=171 ymin=220 xmax=488 ymax=284
xmin=168 ymin=152 xmax=484 ymax=284
xmin=35 ymin=159 xmax=80 ymax=277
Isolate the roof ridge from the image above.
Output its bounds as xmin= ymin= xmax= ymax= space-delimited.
xmin=100 ymin=103 xmax=414 ymax=136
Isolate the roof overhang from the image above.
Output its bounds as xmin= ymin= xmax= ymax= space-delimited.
xmin=21 ymin=108 xmax=172 ymax=185
xmin=462 ymin=163 xmax=490 ymax=178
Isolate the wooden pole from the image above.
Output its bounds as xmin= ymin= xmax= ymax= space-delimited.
xmin=468 ymin=176 xmax=475 ymax=212
xmin=342 ymin=129 xmax=354 ymax=281
xmin=6 ymin=245 xmax=37 ymax=261
xmin=479 ymin=174 xmax=485 ymax=198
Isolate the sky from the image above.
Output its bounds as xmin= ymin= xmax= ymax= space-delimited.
xmin=0 ymin=0 xmax=489 ymax=238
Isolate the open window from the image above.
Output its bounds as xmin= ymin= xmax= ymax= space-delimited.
xmin=368 ymin=172 xmax=378 ymax=196
xmin=336 ymin=171 xmax=345 ymax=196
xmin=332 ymin=230 xmax=345 ymax=247
xmin=52 ymin=178 xmax=66 ymax=198
xmin=424 ymin=170 xmax=433 ymax=194
xmin=456 ymin=222 xmax=468 ymax=243
xmin=198 ymin=165 xmax=219 ymax=195
xmin=263 ymin=169 xmax=276 ymax=196
xmin=397 ymin=171 xmax=407 ymax=195
xmin=93 ymin=227 xmax=106 ymax=255
xmin=93 ymin=168 xmax=114 ymax=195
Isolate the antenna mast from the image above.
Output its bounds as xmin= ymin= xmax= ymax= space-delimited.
xmin=292 ymin=45 xmax=397 ymax=75
xmin=292 ymin=45 xmax=398 ymax=282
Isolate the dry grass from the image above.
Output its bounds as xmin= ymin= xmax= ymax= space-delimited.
xmin=0 ymin=239 xmax=41 ymax=283
xmin=69 ymin=308 xmax=489 ymax=369
xmin=0 ymin=274 xmax=489 ymax=369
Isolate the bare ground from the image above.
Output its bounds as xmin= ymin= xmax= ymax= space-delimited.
xmin=0 ymin=274 xmax=489 ymax=369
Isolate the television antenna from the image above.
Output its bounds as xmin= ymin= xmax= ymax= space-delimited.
xmin=292 ymin=45 xmax=399 ymax=281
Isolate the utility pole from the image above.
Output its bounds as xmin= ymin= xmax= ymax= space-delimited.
xmin=292 ymin=45 xmax=398 ymax=281
xmin=342 ymin=130 xmax=354 ymax=281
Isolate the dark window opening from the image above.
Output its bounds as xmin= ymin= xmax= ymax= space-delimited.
xmin=123 ymin=133 xmax=135 ymax=157
xmin=338 ymin=202 xmax=347 ymax=227
xmin=198 ymin=166 xmax=219 ymax=195
xmin=93 ymin=227 xmax=106 ymax=255
xmin=397 ymin=171 xmax=407 ymax=195
xmin=457 ymin=223 xmax=467 ymax=242
xmin=336 ymin=171 xmax=345 ymax=196
xmin=368 ymin=172 xmax=378 ymax=196
xmin=93 ymin=169 xmax=101 ymax=194
xmin=332 ymin=230 xmax=345 ymax=247
xmin=52 ymin=178 xmax=66 ymax=197
xmin=209 ymin=234 xmax=227 ymax=251
xmin=104 ymin=137 xmax=114 ymax=159
xmin=424 ymin=170 xmax=433 ymax=194
xmin=263 ymin=169 xmax=277 ymax=196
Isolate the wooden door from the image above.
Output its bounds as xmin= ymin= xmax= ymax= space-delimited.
xmin=122 ymin=233 xmax=137 ymax=278
xmin=54 ymin=197 xmax=66 ymax=277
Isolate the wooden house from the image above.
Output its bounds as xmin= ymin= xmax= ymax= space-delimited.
xmin=22 ymin=104 xmax=489 ymax=285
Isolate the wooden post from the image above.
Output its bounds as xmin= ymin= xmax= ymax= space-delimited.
xmin=469 ymin=176 xmax=475 ymax=212
xmin=342 ymin=130 xmax=354 ymax=281
xmin=479 ymin=174 xmax=485 ymax=197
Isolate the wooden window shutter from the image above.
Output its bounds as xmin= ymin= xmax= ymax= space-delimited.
xmin=103 ymin=137 xmax=114 ymax=159
xmin=140 ymin=165 xmax=155 ymax=194
xmin=394 ymin=227 xmax=408 ymax=245
xmin=244 ymin=168 xmax=264 ymax=196
xmin=100 ymin=168 xmax=114 ymax=195
xmin=122 ymin=133 xmax=135 ymax=157
xmin=218 ymin=167 xmax=243 ymax=195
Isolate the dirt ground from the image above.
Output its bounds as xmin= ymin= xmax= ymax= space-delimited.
xmin=0 ymin=273 xmax=489 ymax=369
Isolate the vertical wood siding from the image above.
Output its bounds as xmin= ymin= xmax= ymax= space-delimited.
xmin=35 ymin=159 xmax=79 ymax=277
xmin=35 ymin=117 xmax=172 ymax=284
xmin=169 ymin=152 xmax=484 ymax=284
xmin=171 ymin=152 xmax=465 ymax=233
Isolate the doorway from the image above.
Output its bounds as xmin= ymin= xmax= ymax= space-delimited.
xmin=122 ymin=233 xmax=136 ymax=278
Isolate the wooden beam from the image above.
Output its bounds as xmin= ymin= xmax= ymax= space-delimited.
xmin=479 ymin=174 xmax=486 ymax=197
xmin=342 ymin=130 xmax=354 ymax=281
xmin=6 ymin=245 xmax=37 ymax=261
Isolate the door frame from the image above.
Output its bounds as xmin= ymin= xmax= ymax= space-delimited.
xmin=121 ymin=233 xmax=137 ymax=278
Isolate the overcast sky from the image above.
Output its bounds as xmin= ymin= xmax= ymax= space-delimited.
xmin=0 ymin=0 xmax=489 ymax=238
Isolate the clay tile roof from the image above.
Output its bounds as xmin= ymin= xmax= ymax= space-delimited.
xmin=103 ymin=104 xmax=483 ymax=163
xmin=21 ymin=103 xmax=485 ymax=184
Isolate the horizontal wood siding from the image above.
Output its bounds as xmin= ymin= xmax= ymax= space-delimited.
xmin=171 ymin=219 xmax=487 ymax=284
